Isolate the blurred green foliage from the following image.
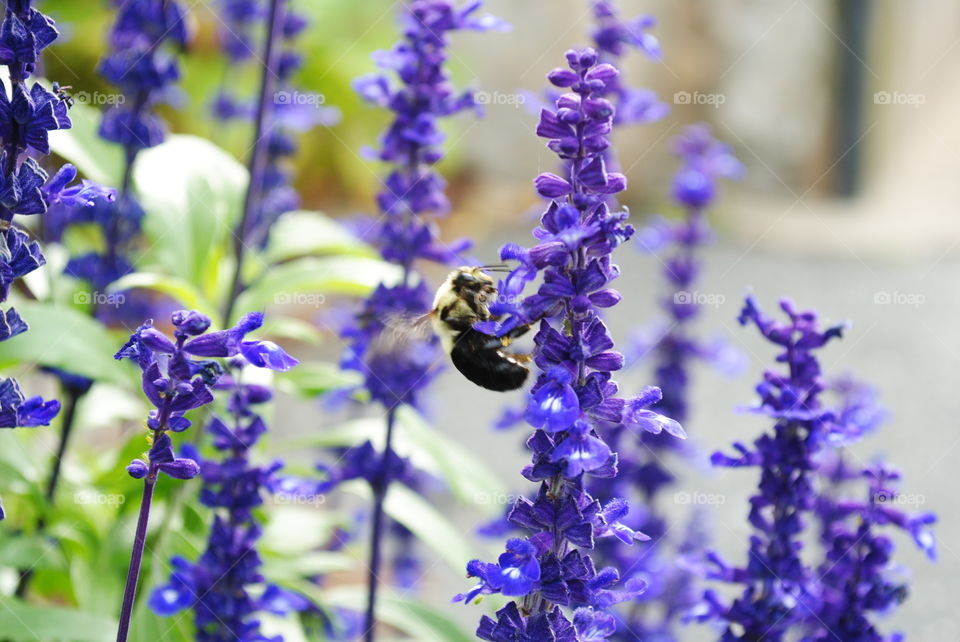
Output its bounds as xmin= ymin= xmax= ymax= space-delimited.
xmin=40 ymin=0 xmax=478 ymax=218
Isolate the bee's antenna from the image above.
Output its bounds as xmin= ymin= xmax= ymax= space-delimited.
xmin=479 ymin=263 xmax=510 ymax=272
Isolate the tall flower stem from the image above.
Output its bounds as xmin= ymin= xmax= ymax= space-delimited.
xmin=116 ymin=471 xmax=157 ymax=642
xmin=43 ymin=387 xmax=83 ymax=504
xmin=13 ymin=386 xmax=85 ymax=597
xmin=223 ymin=0 xmax=284 ymax=326
xmin=364 ymin=408 xmax=397 ymax=642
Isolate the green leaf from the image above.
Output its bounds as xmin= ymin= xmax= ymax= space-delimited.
xmin=261 ymin=506 xmax=342 ymax=555
xmin=0 ymin=600 xmax=117 ymax=642
xmin=263 ymin=210 xmax=377 ymax=264
xmin=323 ymin=587 xmax=474 ymax=642
xmin=279 ymin=410 xmax=508 ymax=516
xmin=397 ymin=407 xmax=508 ymax=513
xmin=277 ymin=361 xmax=361 ymax=398
xmin=133 ymin=135 xmax=247 ymax=291
xmin=107 ymin=272 xmax=213 ymax=315
xmin=48 ymin=101 xmax=125 ymax=187
xmin=128 ymin=599 xmax=195 ymax=642
xmin=383 ymin=483 xmax=474 ymax=573
xmin=0 ymin=301 xmax=128 ymax=386
xmin=234 ymin=255 xmax=401 ymax=314
xmin=260 ymin=316 xmax=325 ymax=346
xmin=262 ymin=551 xmax=355 ymax=581
xmin=0 ymin=535 xmax=64 ymax=570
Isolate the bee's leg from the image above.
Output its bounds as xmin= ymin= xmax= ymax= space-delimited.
xmin=500 ymin=322 xmax=533 ymax=347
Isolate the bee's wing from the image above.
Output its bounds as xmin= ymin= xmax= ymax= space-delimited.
xmin=369 ymin=311 xmax=436 ymax=355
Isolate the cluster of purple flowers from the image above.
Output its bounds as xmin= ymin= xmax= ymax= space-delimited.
xmin=456 ymin=48 xmax=685 ymax=640
xmin=114 ymin=310 xmax=298 ymax=640
xmin=810 ymin=461 xmax=934 ymax=641
xmin=148 ymin=354 xmax=308 ymax=641
xmin=589 ymin=1 xmax=667 ymax=131
xmin=698 ymin=297 xmax=846 ymax=638
xmin=332 ymin=3 xmax=505 ymax=637
xmin=343 ymin=0 xmax=505 ymax=408
xmin=214 ymin=0 xmax=338 ymax=247
xmin=50 ymin=0 xmax=189 ymax=315
xmin=640 ymin=124 xmax=742 ymax=424
xmin=0 ymin=0 xmax=120 ymax=514
xmin=584 ymin=124 xmax=743 ymax=641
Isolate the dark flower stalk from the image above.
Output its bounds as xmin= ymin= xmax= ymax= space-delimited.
xmin=0 ymin=0 xmax=121 ymax=517
xmin=213 ymin=0 xmax=339 ymax=250
xmin=699 ymin=296 xmax=846 ymax=640
xmin=224 ymin=0 xmax=285 ymax=325
xmin=455 ymin=48 xmax=684 ymax=641
xmin=114 ymin=310 xmax=295 ymax=641
xmin=148 ymin=351 xmax=306 ymax=641
xmin=11 ymin=371 xmax=92 ymax=596
xmin=339 ymin=2 xmax=504 ymax=639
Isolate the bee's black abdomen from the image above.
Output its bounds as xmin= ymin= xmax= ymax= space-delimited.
xmin=450 ymin=328 xmax=529 ymax=392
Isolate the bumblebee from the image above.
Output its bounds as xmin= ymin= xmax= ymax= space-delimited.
xmin=374 ymin=266 xmax=532 ymax=391
xmin=428 ymin=266 xmax=532 ymax=392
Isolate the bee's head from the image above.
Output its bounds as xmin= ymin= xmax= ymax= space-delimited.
xmin=454 ymin=266 xmax=495 ymax=287
xmin=433 ymin=267 xmax=498 ymax=317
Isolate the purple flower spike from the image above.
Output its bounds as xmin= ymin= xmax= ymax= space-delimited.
xmin=459 ymin=47 xmax=680 ymax=639
xmin=120 ymin=309 xmax=299 ymax=640
xmin=700 ymin=299 xmax=936 ymax=641
xmin=336 ymin=3 xmax=505 ymax=639
xmin=150 ymin=354 xmax=304 ymax=637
